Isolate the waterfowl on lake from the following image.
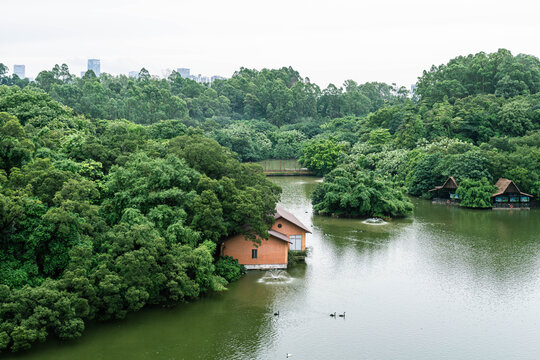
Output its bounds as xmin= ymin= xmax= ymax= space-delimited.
xmin=330 ymin=312 xmax=336 ymax=317
xmin=339 ymin=312 xmax=346 ymax=317
xmin=274 ymin=311 xmax=280 ymax=316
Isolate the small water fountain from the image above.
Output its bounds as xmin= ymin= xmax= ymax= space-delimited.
xmin=362 ymin=217 xmax=387 ymax=225
xmin=258 ymin=270 xmax=293 ymax=284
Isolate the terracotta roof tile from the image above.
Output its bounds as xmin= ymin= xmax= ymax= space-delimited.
xmin=268 ymin=229 xmax=292 ymax=243
xmin=275 ymin=205 xmax=311 ymax=233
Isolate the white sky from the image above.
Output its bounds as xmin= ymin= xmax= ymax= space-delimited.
xmin=1 ymin=0 xmax=539 ymax=88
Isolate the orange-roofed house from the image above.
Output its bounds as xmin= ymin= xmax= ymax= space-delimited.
xmin=220 ymin=205 xmax=311 ymax=270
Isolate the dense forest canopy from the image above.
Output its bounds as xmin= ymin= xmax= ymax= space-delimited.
xmin=0 ymin=84 xmax=280 ymax=352
xmin=416 ymin=49 xmax=540 ymax=105
xmin=24 ymin=65 xmax=407 ymax=125
xmin=1 ymin=48 xmax=539 ymax=352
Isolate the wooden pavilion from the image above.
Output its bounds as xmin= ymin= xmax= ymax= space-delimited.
xmin=492 ymin=178 xmax=533 ymax=209
xmin=429 ymin=177 xmax=460 ymax=203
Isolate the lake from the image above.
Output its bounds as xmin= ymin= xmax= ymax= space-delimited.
xmin=6 ymin=176 xmax=540 ymax=360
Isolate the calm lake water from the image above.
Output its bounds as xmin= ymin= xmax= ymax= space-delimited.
xmin=6 ymin=176 xmax=540 ymax=360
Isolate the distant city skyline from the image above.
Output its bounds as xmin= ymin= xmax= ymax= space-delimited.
xmin=2 ymin=0 xmax=539 ymax=89
xmin=5 ymin=60 xmax=229 ymax=82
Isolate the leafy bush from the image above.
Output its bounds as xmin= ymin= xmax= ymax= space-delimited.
xmin=312 ymin=166 xmax=413 ymax=218
xmin=456 ymin=178 xmax=497 ymax=208
xmin=215 ymin=256 xmax=246 ymax=282
xmin=299 ymin=138 xmax=347 ymax=175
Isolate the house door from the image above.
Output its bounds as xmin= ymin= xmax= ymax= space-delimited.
xmin=289 ymin=235 xmax=302 ymax=251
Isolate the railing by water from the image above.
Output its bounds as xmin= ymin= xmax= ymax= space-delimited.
xmin=255 ymin=159 xmax=315 ymax=176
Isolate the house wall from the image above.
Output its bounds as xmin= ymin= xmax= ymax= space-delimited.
xmin=271 ymin=219 xmax=307 ymax=251
xmin=221 ymin=234 xmax=289 ymax=267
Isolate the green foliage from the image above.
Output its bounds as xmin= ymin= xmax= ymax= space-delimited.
xmin=0 ymin=64 xmax=30 ymax=89
xmin=368 ymin=128 xmax=392 ymax=147
xmin=438 ymin=150 xmax=493 ymax=182
xmin=498 ymin=98 xmax=534 ymax=136
xmin=148 ymin=119 xmax=188 ymax=139
xmin=416 ymin=49 xmax=540 ymax=105
xmin=456 ymin=178 xmax=497 ymax=208
xmin=2 ymin=50 xmax=540 ymax=352
xmin=211 ymin=122 xmax=272 ymax=161
xmin=299 ymin=138 xmax=347 ymax=175
xmin=395 ymin=110 xmax=424 ymax=148
xmin=272 ymin=130 xmax=307 ymax=159
xmin=0 ymin=86 xmax=281 ymax=352
xmin=215 ymin=256 xmax=246 ymax=282
xmin=0 ymin=113 xmax=34 ymax=171
xmin=405 ymin=152 xmax=445 ymax=197
xmin=102 ymin=153 xmax=201 ymax=224
xmin=0 ymin=85 xmax=72 ymax=127
xmin=312 ymin=166 xmax=413 ymax=218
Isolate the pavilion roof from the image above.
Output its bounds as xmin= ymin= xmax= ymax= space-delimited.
xmin=429 ymin=176 xmax=459 ymax=192
xmin=493 ymin=178 xmax=533 ymax=197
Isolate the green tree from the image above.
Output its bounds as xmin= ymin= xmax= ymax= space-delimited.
xmin=405 ymin=152 xmax=445 ymax=197
xmin=299 ymin=138 xmax=347 ymax=175
xmin=498 ymin=98 xmax=534 ymax=136
xmin=272 ymin=130 xmax=307 ymax=159
xmin=0 ymin=113 xmax=34 ymax=171
xmin=312 ymin=166 xmax=413 ymax=218
xmin=456 ymin=178 xmax=497 ymax=208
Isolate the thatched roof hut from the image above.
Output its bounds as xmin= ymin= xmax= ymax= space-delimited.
xmin=429 ymin=176 xmax=458 ymax=193
xmin=493 ymin=178 xmax=533 ymax=198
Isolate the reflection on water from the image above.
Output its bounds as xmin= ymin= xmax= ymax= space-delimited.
xmin=7 ymin=176 xmax=540 ymax=360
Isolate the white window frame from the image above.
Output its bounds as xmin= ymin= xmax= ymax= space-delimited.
xmin=289 ymin=235 xmax=302 ymax=251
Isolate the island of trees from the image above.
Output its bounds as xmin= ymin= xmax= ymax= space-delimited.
xmin=1 ymin=48 xmax=539 ymax=352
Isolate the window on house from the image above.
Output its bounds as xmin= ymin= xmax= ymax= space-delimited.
xmin=277 ymin=223 xmax=282 ymax=228
xmin=289 ymin=235 xmax=302 ymax=251
xmin=252 ymin=249 xmax=258 ymax=259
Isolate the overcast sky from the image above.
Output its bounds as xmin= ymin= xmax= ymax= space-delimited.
xmin=1 ymin=0 xmax=539 ymax=88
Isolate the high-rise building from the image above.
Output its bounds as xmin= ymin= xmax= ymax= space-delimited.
xmin=13 ymin=65 xmax=25 ymax=79
xmin=187 ymin=74 xmax=211 ymax=84
xmin=88 ymin=59 xmax=101 ymax=76
xmin=177 ymin=68 xmax=190 ymax=78
xmin=211 ymin=75 xmax=226 ymax=82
